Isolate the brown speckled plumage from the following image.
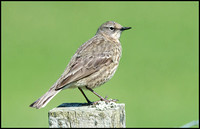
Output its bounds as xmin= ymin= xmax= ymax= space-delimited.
xmin=30 ymin=21 xmax=131 ymax=109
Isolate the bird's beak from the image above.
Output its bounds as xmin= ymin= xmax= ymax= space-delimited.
xmin=120 ymin=27 xmax=131 ymax=31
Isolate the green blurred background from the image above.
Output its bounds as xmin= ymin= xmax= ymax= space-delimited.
xmin=1 ymin=1 xmax=199 ymax=128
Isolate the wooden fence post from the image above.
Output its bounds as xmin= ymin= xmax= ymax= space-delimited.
xmin=48 ymin=101 xmax=126 ymax=128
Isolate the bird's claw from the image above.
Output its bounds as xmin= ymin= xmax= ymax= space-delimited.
xmin=92 ymin=96 xmax=119 ymax=105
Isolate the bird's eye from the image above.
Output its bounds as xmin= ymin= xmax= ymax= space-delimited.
xmin=109 ymin=27 xmax=114 ymax=30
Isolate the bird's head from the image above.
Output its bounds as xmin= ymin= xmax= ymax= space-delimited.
xmin=96 ymin=21 xmax=131 ymax=40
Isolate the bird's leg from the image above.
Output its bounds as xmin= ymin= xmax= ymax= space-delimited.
xmin=86 ymin=86 xmax=109 ymax=102
xmin=78 ymin=87 xmax=92 ymax=104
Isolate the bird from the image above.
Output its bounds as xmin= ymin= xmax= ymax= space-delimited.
xmin=30 ymin=21 xmax=131 ymax=109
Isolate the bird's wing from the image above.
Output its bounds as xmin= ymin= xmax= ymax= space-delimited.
xmin=55 ymin=53 xmax=113 ymax=90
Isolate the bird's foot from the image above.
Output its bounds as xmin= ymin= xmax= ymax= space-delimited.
xmin=92 ymin=96 xmax=119 ymax=105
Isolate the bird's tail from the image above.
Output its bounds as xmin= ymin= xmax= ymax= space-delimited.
xmin=29 ymin=85 xmax=61 ymax=109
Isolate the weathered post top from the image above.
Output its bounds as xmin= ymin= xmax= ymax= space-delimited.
xmin=48 ymin=101 xmax=126 ymax=128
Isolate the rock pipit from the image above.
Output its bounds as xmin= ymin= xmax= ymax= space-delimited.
xmin=30 ymin=21 xmax=131 ymax=109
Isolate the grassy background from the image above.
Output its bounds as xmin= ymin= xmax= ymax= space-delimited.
xmin=1 ymin=1 xmax=199 ymax=127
